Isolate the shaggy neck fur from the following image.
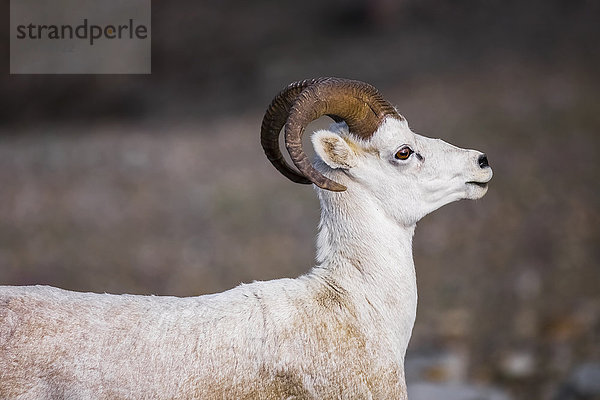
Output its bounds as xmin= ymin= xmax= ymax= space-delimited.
xmin=310 ymin=185 xmax=418 ymax=367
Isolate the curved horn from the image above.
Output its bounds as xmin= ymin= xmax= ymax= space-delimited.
xmin=285 ymin=77 xmax=401 ymax=191
xmin=260 ymin=77 xmax=401 ymax=191
xmin=260 ymin=78 xmax=331 ymax=185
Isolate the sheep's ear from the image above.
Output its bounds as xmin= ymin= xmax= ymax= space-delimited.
xmin=312 ymin=130 xmax=357 ymax=170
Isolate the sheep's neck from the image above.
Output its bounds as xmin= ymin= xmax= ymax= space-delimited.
xmin=310 ymin=190 xmax=418 ymax=360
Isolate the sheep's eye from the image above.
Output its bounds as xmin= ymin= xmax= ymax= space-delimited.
xmin=394 ymin=147 xmax=413 ymax=160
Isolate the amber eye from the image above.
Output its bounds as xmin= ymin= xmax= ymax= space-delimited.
xmin=394 ymin=147 xmax=413 ymax=160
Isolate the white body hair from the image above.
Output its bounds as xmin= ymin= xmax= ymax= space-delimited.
xmin=0 ymin=117 xmax=492 ymax=399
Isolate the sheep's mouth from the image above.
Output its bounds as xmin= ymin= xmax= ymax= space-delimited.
xmin=467 ymin=181 xmax=488 ymax=188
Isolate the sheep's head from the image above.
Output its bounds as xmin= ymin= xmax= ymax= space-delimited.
xmin=261 ymin=77 xmax=493 ymax=225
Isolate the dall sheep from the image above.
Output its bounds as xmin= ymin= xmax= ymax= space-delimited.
xmin=0 ymin=77 xmax=493 ymax=399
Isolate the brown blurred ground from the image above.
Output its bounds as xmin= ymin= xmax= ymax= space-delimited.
xmin=2 ymin=1 xmax=599 ymax=399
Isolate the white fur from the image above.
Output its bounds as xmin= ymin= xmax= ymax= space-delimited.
xmin=0 ymin=116 xmax=492 ymax=399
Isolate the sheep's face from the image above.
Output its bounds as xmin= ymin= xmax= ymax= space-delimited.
xmin=312 ymin=117 xmax=493 ymax=226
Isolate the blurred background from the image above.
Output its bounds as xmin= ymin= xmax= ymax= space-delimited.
xmin=2 ymin=0 xmax=599 ymax=399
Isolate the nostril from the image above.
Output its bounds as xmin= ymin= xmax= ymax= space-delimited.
xmin=478 ymin=154 xmax=489 ymax=168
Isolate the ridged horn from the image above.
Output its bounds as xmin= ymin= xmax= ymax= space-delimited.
xmin=261 ymin=77 xmax=401 ymax=191
xmin=260 ymin=78 xmax=330 ymax=185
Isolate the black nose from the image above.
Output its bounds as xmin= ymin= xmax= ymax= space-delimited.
xmin=478 ymin=154 xmax=489 ymax=168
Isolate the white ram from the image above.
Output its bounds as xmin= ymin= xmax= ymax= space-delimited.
xmin=0 ymin=77 xmax=493 ymax=399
